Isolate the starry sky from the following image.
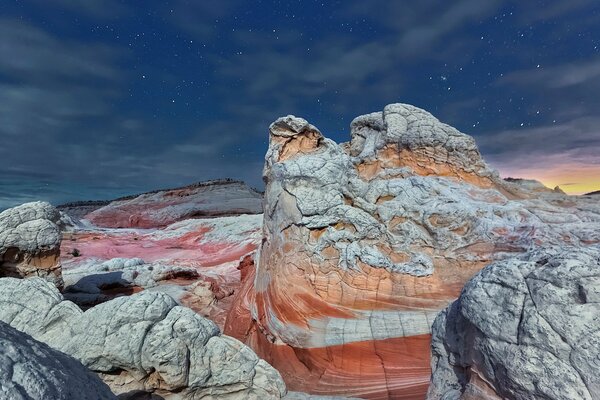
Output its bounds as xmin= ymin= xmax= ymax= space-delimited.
xmin=1 ymin=0 xmax=599 ymax=209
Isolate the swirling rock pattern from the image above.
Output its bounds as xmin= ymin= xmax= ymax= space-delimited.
xmin=0 ymin=277 xmax=286 ymax=399
xmin=428 ymin=247 xmax=600 ymax=400
xmin=225 ymin=103 xmax=600 ymax=399
xmin=0 ymin=320 xmax=116 ymax=400
xmin=0 ymin=201 xmax=63 ymax=288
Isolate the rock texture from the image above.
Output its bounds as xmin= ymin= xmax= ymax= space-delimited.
xmin=0 ymin=201 xmax=64 ymax=288
xmin=0 ymin=277 xmax=286 ymax=399
xmin=226 ymin=104 xmax=600 ymax=399
xmin=0 ymin=319 xmax=116 ymax=400
xmin=428 ymin=247 xmax=600 ymax=400
xmin=61 ymin=213 xmax=263 ymax=326
xmin=83 ymin=179 xmax=263 ymax=228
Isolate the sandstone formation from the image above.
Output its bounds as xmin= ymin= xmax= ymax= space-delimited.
xmin=61 ymin=213 xmax=263 ymax=326
xmin=0 ymin=277 xmax=286 ymax=399
xmin=62 ymin=257 xmax=200 ymax=307
xmin=0 ymin=201 xmax=63 ymax=288
xmin=428 ymin=247 xmax=600 ymax=400
xmin=225 ymin=104 xmax=600 ymax=399
xmin=0 ymin=320 xmax=116 ymax=400
xmin=82 ymin=179 xmax=263 ymax=228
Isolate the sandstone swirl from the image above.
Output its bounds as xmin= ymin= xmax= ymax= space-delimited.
xmin=0 ymin=277 xmax=286 ymax=399
xmin=225 ymin=103 xmax=600 ymax=399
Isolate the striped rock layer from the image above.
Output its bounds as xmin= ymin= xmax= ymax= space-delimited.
xmin=225 ymin=103 xmax=600 ymax=399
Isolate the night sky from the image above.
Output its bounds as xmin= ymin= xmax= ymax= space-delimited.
xmin=1 ymin=0 xmax=599 ymax=209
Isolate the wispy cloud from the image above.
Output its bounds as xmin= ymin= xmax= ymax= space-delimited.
xmin=25 ymin=0 xmax=130 ymax=18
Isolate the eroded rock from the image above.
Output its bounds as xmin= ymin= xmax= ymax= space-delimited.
xmin=83 ymin=179 xmax=263 ymax=228
xmin=0 ymin=277 xmax=286 ymax=399
xmin=427 ymin=247 xmax=600 ymax=400
xmin=0 ymin=320 xmax=116 ymax=400
xmin=0 ymin=201 xmax=64 ymax=288
xmin=225 ymin=103 xmax=600 ymax=398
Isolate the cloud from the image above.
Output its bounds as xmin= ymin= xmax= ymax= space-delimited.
xmin=476 ymin=117 xmax=600 ymax=194
xmin=500 ymin=59 xmax=600 ymax=90
xmin=25 ymin=0 xmax=130 ymax=18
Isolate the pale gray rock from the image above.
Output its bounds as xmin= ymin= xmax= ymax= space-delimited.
xmin=428 ymin=247 xmax=600 ymax=400
xmin=0 ymin=320 xmax=116 ymax=400
xmin=62 ymin=257 xmax=200 ymax=306
xmin=0 ymin=201 xmax=63 ymax=288
xmin=0 ymin=277 xmax=286 ymax=399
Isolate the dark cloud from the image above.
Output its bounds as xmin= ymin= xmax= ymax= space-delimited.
xmin=25 ymin=0 xmax=130 ymax=18
xmin=0 ymin=1 xmax=599 ymax=209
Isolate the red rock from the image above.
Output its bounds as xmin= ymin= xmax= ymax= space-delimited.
xmin=81 ymin=179 xmax=262 ymax=228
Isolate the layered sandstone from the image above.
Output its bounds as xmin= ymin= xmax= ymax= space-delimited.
xmin=0 ymin=201 xmax=64 ymax=288
xmin=0 ymin=277 xmax=286 ymax=399
xmin=225 ymin=104 xmax=600 ymax=399
xmin=428 ymin=247 xmax=600 ymax=400
xmin=82 ymin=179 xmax=262 ymax=228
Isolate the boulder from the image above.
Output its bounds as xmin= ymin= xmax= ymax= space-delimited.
xmin=428 ymin=247 xmax=600 ymax=400
xmin=0 ymin=277 xmax=286 ymax=399
xmin=0 ymin=201 xmax=63 ymax=288
xmin=0 ymin=319 xmax=116 ymax=400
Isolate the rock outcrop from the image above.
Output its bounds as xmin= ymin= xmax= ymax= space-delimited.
xmin=0 ymin=277 xmax=286 ymax=399
xmin=60 ymin=213 xmax=263 ymax=326
xmin=83 ymin=179 xmax=263 ymax=228
xmin=0 ymin=319 xmax=116 ymax=400
xmin=0 ymin=201 xmax=63 ymax=288
xmin=428 ymin=247 xmax=600 ymax=400
xmin=225 ymin=104 xmax=600 ymax=399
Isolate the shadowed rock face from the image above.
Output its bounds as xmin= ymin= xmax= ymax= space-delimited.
xmin=0 ymin=277 xmax=286 ymax=399
xmin=225 ymin=103 xmax=600 ymax=399
xmin=0 ymin=320 xmax=116 ymax=400
xmin=428 ymin=247 xmax=600 ymax=400
xmin=0 ymin=201 xmax=64 ymax=288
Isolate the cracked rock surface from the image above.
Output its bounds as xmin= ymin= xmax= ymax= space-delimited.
xmin=0 ymin=201 xmax=64 ymax=288
xmin=428 ymin=247 xmax=600 ymax=400
xmin=0 ymin=277 xmax=286 ymax=399
xmin=0 ymin=319 xmax=116 ymax=400
xmin=224 ymin=103 xmax=600 ymax=399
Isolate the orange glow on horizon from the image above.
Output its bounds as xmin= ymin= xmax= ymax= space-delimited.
xmin=495 ymin=163 xmax=600 ymax=195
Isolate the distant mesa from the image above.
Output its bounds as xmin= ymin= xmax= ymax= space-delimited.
xmin=59 ymin=178 xmax=263 ymax=228
xmin=585 ymin=190 xmax=600 ymax=196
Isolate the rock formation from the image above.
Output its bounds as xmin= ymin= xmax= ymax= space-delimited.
xmin=225 ymin=104 xmax=600 ymax=399
xmin=0 ymin=201 xmax=64 ymax=288
xmin=82 ymin=179 xmax=263 ymax=228
xmin=428 ymin=247 xmax=600 ymax=400
xmin=0 ymin=277 xmax=286 ymax=399
xmin=0 ymin=320 xmax=116 ymax=400
xmin=61 ymin=213 xmax=263 ymax=326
